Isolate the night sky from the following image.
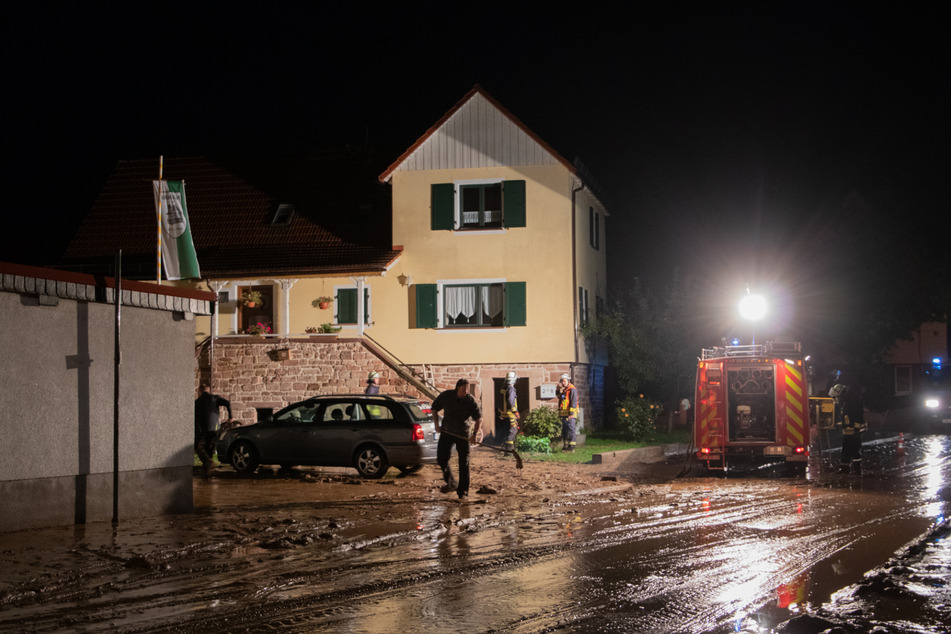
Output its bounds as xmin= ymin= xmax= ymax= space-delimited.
xmin=3 ymin=2 xmax=948 ymax=346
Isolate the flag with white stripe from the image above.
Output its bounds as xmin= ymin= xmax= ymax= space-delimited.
xmin=152 ymin=180 xmax=200 ymax=280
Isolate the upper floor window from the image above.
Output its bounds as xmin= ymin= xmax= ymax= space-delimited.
xmin=431 ymin=180 xmax=526 ymax=231
xmin=460 ymin=183 xmax=503 ymax=229
xmin=589 ymin=206 xmax=600 ymax=250
xmin=578 ymin=286 xmax=589 ymax=327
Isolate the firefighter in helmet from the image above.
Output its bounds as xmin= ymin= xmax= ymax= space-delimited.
xmin=557 ymin=373 xmax=579 ymax=452
xmin=829 ymin=373 xmax=866 ymax=474
xmin=365 ymin=370 xmax=381 ymax=395
xmin=499 ymin=371 xmax=519 ymax=451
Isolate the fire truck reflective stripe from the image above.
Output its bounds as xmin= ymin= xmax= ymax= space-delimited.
xmin=783 ymin=365 xmax=806 ymax=445
xmin=784 ymin=372 xmax=803 ymax=399
xmin=785 ymin=408 xmax=804 ymax=444
xmin=785 ymin=384 xmax=804 ymax=413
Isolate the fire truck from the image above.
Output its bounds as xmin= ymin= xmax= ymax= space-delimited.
xmin=694 ymin=341 xmax=813 ymax=473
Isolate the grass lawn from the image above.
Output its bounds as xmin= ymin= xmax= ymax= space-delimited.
xmin=524 ymin=429 xmax=691 ymax=463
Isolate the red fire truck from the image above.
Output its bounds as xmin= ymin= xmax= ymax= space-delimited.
xmin=694 ymin=341 xmax=811 ymax=473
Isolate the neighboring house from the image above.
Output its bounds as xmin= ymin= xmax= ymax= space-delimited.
xmin=63 ymin=86 xmax=610 ymax=441
xmin=882 ymin=321 xmax=949 ymax=396
xmin=0 ymin=262 xmax=215 ymax=531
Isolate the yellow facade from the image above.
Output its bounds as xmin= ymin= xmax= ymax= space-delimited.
xmin=193 ymin=160 xmax=606 ymax=369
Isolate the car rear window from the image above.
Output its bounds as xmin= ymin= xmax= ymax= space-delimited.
xmin=407 ymin=402 xmax=432 ymax=422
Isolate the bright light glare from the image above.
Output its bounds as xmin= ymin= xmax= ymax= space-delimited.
xmin=924 ymin=398 xmax=940 ymax=409
xmin=738 ymin=294 xmax=767 ymax=321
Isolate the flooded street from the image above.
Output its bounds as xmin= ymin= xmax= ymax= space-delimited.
xmin=1 ymin=433 xmax=949 ymax=633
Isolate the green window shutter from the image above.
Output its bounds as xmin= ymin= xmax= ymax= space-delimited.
xmin=431 ymin=183 xmax=455 ymax=230
xmin=503 ymin=281 xmax=526 ymax=326
xmin=415 ymin=284 xmax=438 ymax=328
xmin=502 ymin=180 xmax=526 ymax=228
xmin=338 ymin=288 xmax=357 ymax=324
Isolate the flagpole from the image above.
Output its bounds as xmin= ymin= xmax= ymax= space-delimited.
xmin=157 ymin=156 xmax=163 ymax=284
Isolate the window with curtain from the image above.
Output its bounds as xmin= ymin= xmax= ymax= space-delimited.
xmin=444 ymin=283 xmax=504 ymax=327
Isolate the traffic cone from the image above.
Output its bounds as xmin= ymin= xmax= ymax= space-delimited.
xmin=896 ymin=432 xmax=907 ymax=456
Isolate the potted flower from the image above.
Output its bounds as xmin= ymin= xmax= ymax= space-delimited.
xmin=312 ymin=296 xmax=334 ymax=310
xmin=305 ymin=326 xmax=319 ymax=334
xmin=318 ymin=322 xmax=342 ymax=333
xmin=245 ymin=321 xmax=272 ymax=336
xmin=241 ymin=290 xmax=263 ymax=308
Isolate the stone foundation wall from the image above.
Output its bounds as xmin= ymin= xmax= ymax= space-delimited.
xmin=201 ymin=337 xmax=605 ymax=429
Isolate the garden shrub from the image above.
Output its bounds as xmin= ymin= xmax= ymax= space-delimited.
xmin=520 ymin=405 xmax=562 ymax=439
xmin=615 ymin=395 xmax=660 ymax=441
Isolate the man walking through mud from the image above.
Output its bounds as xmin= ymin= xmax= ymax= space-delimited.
xmin=194 ymin=384 xmax=232 ymax=477
xmin=432 ymin=378 xmax=483 ymax=502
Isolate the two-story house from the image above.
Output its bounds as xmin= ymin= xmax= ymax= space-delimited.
xmin=63 ymin=86 xmax=609 ymax=440
xmin=377 ymin=85 xmax=609 ymax=438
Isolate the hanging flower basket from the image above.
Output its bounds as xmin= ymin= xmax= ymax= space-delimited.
xmin=241 ymin=290 xmax=263 ymax=308
xmin=312 ymin=296 xmax=333 ymax=310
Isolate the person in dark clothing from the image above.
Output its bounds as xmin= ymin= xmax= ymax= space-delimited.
xmin=830 ymin=379 xmax=866 ymax=474
xmin=194 ymin=384 xmax=232 ymax=476
xmin=432 ymin=378 xmax=483 ymax=501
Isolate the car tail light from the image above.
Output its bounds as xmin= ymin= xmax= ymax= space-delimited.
xmin=700 ymin=447 xmax=710 ymax=455
xmin=412 ymin=423 xmax=425 ymax=441
xmin=793 ymin=446 xmax=806 ymax=454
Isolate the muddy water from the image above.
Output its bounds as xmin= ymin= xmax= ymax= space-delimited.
xmin=1 ymin=434 xmax=948 ymax=633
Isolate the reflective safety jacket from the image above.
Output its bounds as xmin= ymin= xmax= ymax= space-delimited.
xmin=558 ymin=383 xmax=578 ymax=419
xmin=499 ymin=384 xmax=518 ymax=422
xmin=838 ymin=386 xmax=866 ymax=435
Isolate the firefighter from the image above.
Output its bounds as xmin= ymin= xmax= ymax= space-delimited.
xmin=557 ymin=373 xmax=579 ymax=451
xmin=499 ymin=371 xmax=519 ymax=451
xmin=365 ymin=370 xmax=382 ymax=418
xmin=830 ymin=377 xmax=866 ymax=474
xmin=365 ymin=370 xmax=380 ymax=395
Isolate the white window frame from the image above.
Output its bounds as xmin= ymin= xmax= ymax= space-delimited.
xmin=334 ymin=284 xmax=372 ymax=328
xmin=452 ymin=178 xmax=505 ymax=234
xmin=436 ymin=277 xmax=507 ymax=329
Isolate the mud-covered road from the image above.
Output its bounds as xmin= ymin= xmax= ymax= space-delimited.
xmin=1 ymin=433 xmax=949 ymax=633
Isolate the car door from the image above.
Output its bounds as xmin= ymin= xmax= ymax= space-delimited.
xmin=292 ymin=401 xmax=355 ymax=466
xmin=361 ymin=400 xmax=402 ymax=446
xmin=255 ymin=401 xmax=320 ymax=464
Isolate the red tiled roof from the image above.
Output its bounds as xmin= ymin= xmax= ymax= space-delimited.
xmin=64 ymin=151 xmax=401 ymax=278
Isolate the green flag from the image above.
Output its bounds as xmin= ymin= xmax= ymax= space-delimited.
xmin=153 ymin=180 xmax=200 ymax=280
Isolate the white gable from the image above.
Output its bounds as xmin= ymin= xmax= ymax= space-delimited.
xmin=393 ymin=92 xmax=563 ymax=173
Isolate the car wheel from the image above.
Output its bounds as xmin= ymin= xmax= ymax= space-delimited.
xmin=396 ymin=464 xmax=423 ymax=474
xmin=230 ymin=440 xmax=260 ymax=474
xmin=354 ymin=445 xmax=389 ymax=479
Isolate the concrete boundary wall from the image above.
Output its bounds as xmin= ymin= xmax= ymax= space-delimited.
xmin=0 ymin=262 xmax=215 ymax=532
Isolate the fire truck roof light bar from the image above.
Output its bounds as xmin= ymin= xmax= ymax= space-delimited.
xmin=701 ymin=341 xmax=802 ymax=360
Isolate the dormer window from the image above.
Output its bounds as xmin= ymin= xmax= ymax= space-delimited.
xmin=271 ymin=204 xmax=296 ymax=227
